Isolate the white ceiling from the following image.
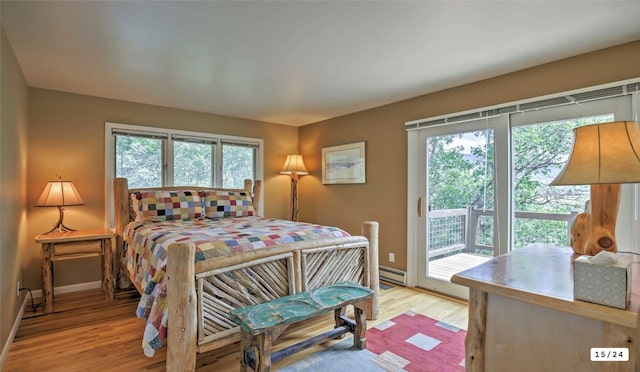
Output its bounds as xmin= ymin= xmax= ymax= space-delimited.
xmin=2 ymin=1 xmax=640 ymax=126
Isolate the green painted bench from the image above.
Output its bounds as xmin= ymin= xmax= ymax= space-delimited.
xmin=230 ymin=281 xmax=374 ymax=372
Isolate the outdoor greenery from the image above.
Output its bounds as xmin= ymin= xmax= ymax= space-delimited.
xmin=115 ymin=135 xmax=256 ymax=189
xmin=115 ymin=136 xmax=163 ymax=188
xmin=222 ymin=144 xmax=255 ymax=189
xmin=427 ymin=115 xmax=613 ymax=252
xmin=174 ymin=140 xmax=213 ymax=186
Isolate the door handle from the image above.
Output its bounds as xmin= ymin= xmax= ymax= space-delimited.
xmin=418 ymin=197 xmax=423 ymax=217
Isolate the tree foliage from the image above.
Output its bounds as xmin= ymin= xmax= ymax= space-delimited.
xmin=115 ymin=136 xmax=256 ymax=190
xmin=427 ymin=115 xmax=613 ymax=250
xmin=115 ymin=136 xmax=163 ymax=188
xmin=222 ymin=144 xmax=255 ymax=189
xmin=174 ymin=141 xmax=213 ymax=186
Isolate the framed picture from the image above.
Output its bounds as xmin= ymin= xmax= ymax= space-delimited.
xmin=322 ymin=141 xmax=366 ymax=184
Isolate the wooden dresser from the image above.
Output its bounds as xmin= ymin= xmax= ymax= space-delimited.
xmin=451 ymin=244 xmax=640 ymax=372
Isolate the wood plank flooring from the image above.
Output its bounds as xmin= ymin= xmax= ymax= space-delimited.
xmin=4 ymin=284 xmax=468 ymax=371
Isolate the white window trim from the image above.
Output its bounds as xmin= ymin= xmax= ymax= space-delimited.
xmin=104 ymin=122 xmax=264 ymax=227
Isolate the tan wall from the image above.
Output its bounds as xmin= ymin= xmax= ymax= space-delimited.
xmin=25 ymin=89 xmax=298 ymax=290
xmin=0 ymin=26 xmax=29 ymax=355
xmin=298 ymin=40 xmax=640 ymax=272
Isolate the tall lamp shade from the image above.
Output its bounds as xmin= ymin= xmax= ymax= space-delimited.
xmin=550 ymin=121 xmax=640 ymax=255
xmin=36 ymin=179 xmax=85 ymax=234
xmin=281 ymin=155 xmax=308 ymax=221
xmin=280 ymin=154 xmax=309 ymax=175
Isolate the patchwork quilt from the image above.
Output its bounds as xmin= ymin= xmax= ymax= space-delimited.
xmin=123 ymin=216 xmax=351 ymax=357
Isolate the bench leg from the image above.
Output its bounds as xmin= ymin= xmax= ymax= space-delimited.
xmin=240 ymin=327 xmax=286 ymax=372
xmin=240 ymin=331 xmax=254 ymax=372
xmin=333 ymin=307 xmax=347 ymax=339
xmin=353 ymin=302 xmax=367 ymax=349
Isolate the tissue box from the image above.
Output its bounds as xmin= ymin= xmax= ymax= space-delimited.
xmin=574 ymin=254 xmax=632 ymax=309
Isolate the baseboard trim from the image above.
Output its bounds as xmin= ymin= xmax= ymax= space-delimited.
xmin=0 ymin=295 xmax=29 ymax=369
xmin=0 ymin=280 xmax=102 ymax=369
xmin=29 ymin=280 xmax=102 ymax=299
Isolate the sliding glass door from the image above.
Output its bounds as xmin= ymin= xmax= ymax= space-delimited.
xmin=408 ymin=91 xmax=638 ymax=299
xmin=414 ymin=117 xmax=509 ymax=298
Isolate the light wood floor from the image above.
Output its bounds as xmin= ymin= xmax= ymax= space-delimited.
xmin=4 ymin=284 xmax=468 ymax=371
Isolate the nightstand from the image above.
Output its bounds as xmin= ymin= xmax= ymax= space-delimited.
xmin=35 ymin=229 xmax=115 ymax=313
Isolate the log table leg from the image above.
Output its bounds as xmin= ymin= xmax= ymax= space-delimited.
xmin=40 ymin=243 xmax=54 ymax=313
xmin=101 ymin=237 xmax=115 ymax=301
xmin=466 ymin=288 xmax=487 ymax=372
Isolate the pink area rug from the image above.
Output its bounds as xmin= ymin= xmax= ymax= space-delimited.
xmin=281 ymin=311 xmax=466 ymax=372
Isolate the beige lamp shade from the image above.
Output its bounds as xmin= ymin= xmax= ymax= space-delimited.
xmin=280 ymin=154 xmax=309 ymax=175
xmin=36 ymin=180 xmax=85 ymax=207
xmin=551 ymin=121 xmax=640 ymax=186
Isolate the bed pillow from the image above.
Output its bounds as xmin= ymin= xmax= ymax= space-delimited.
xmin=200 ymin=190 xmax=254 ymax=218
xmin=134 ymin=190 xmax=203 ymax=221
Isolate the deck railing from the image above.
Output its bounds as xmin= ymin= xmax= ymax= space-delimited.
xmin=428 ymin=207 xmax=578 ymax=259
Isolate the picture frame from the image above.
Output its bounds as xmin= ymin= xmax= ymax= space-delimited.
xmin=322 ymin=141 xmax=366 ymax=184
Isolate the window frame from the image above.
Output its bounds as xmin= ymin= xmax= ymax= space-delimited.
xmin=105 ymin=122 xmax=264 ymax=226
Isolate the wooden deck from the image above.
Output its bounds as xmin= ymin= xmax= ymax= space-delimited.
xmin=428 ymin=253 xmax=492 ymax=282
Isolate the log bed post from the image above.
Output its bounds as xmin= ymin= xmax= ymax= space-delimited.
xmin=362 ymin=221 xmax=380 ymax=320
xmin=167 ymin=242 xmax=198 ymax=371
xmin=113 ymin=178 xmax=130 ymax=288
xmin=253 ymin=180 xmax=262 ymax=216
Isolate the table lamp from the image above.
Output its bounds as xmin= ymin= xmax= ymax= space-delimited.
xmin=550 ymin=121 xmax=640 ymax=255
xmin=280 ymin=154 xmax=308 ymax=221
xmin=36 ymin=178 xmax=85 ymax=234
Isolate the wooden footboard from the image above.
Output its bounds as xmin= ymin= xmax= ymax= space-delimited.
xmin=166 ymin=225 xmax=379 ymax=370
xmin=196 ymin=252 xmax=296 ymax=351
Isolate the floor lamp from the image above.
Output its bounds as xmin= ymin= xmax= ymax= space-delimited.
xmin=551 ymin=121 xmax=640 ymax=255
xmin=281 ymin=155 xmax=308 ymax=221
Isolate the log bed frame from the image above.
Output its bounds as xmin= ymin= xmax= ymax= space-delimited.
xmin=113 ymin=178 xmax=380 ymax=370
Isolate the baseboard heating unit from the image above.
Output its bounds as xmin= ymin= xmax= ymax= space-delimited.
xmin=379 ymin=265 xmax=407 ymax=286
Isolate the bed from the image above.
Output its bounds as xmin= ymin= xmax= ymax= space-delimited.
xmin=113 ymin=177 xmax=380 ymax=370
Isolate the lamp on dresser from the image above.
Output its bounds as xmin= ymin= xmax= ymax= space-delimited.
xmin=280 ymin=154 xmax=308 ymax=221
xmin=550 ymin=121 xmax=640 ymax=255
xmin=36 ymin=176 xmax=85 ymax=234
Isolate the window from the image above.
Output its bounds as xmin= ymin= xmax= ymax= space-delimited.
xmin=105 ymin=122 xmax=263 ymax=224
xmin=222 ymin=141 xmax=257 ymax=189
xmin=173 ymin=136 xmax=215 ymax=187
xmin=114 ymin=132 xmax=166 ymax=188
xmin=511 ymin=114 xmax=613 ymax=248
